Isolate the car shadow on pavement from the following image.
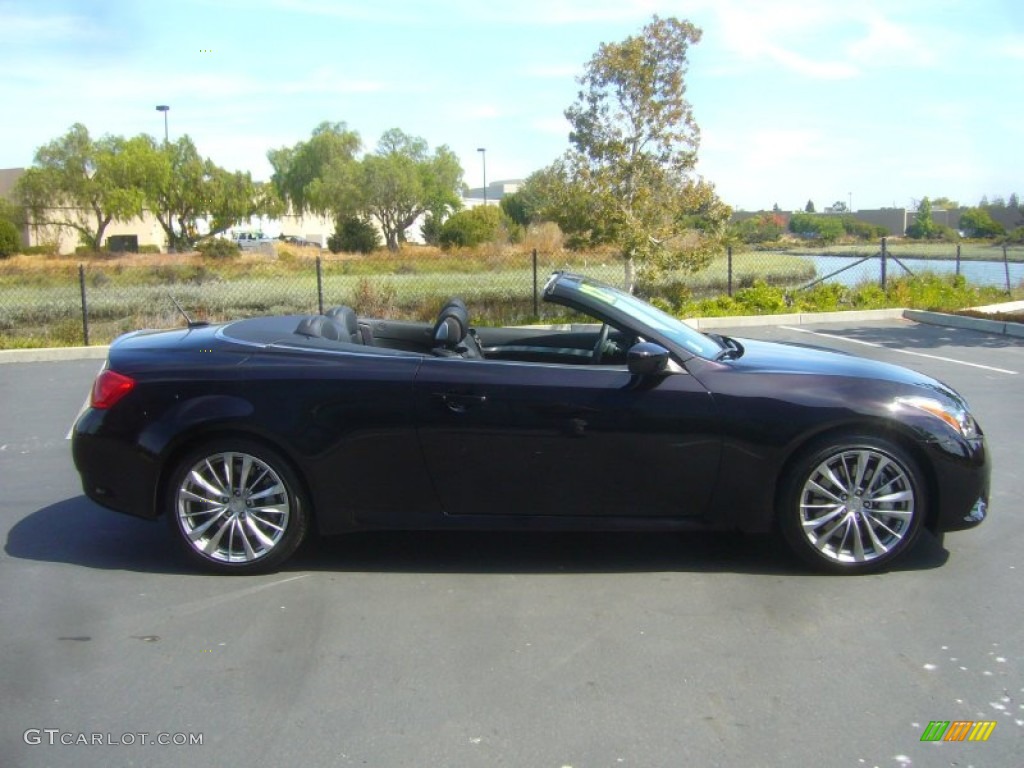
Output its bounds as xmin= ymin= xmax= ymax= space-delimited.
xmin=7 ymin=496 xmax=950 ymax=577
xmin=6 ymin=496 xmax=193 ymax=575
xmin=291 ymin=527 xmax=950 ymax=577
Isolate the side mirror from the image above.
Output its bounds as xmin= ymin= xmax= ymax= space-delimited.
xmin=627 ymin=342 xmax=670 ymax=376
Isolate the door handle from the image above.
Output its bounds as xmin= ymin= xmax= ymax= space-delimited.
xmin=433 ymin=393 xmax=487 ymax=414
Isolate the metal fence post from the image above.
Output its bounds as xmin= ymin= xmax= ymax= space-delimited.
xmin=78 ymin=263 xmax=90 ymax=346
xmin=727 ymin=246 xmax=733 ymax=297
xmin=316 ymin=254 xmax=324 ymax=314
xmin=880 ymin=237 xmax=888 ymax=290
xmin=1004 ymin=245 xmax=1012 ymax=295
xmin=532 ymin=249 xmax=539 ymax=317
xmin=955 ymin=243 xmax=961 ymax=276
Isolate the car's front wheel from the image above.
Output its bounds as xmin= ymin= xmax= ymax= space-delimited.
xmin=778 ymin=435 xmax=926 ymax=574
xmin=166 ymin=439 xmax=310 ymax=574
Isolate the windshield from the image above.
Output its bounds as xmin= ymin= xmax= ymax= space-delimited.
xmin=562 ymin=275 xmax=725 ymax=359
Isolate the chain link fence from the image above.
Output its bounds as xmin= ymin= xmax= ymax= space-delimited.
xmin=1 ymin=241 xmax=1021 ymax=348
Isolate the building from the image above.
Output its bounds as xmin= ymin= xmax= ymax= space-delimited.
xmin=462 ymin=179 xmax=523 ymax=207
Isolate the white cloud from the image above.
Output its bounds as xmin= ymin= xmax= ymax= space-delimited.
xmin=847 ymin=13 xmax=936 ymax=68
xmin=707 ymin=1 xmax=940 ymax=81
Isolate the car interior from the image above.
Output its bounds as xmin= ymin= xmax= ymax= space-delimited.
xmin=280 ymin=297 xmax=635 ymax=366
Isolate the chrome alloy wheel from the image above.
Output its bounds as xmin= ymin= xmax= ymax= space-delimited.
xmin=798 ymin=447 xmax=916 ymax=565
xmin=175 ymin=451 xmax=291 ymax=564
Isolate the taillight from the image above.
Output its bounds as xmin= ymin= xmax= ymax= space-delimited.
xmin=91 ymin=370 xmax=136 ymax=409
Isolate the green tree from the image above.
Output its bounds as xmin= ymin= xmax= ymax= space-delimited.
xmin=268 ymin=122 xmax=361 ymax=216
xmin=327 ymin=216 xmax=380 ymax=253
xmin=906 ymin=197 xmax=936 ymax=239
xmin=958 ymin=208 xmax=1005 ymax=238
xmin=359 ymin=129 xmax=463 ymax=251
xmin=0 ymin=197 xmax=27 ymax=231
xmin=805 ymin=200 xmax=816 ymax=213
xmin=0 ymin=219 xmax=21 ymax=256
xmin=138 ymin=135 xmax=272 ymax=250
xmin=272 ymin=125 xmax=463 ymax=252
xmin=556 ymin=15 xmax=729 ymax=290
xmin=499 ymin=191 xmax=531 ymax=228
xmin=14 ymin=124 xmax=149 ymax=250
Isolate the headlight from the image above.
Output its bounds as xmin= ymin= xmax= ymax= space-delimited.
xmin=895 ymin=396 xmax=979 ymax=439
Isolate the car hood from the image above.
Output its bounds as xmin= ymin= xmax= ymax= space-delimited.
xmin=723 ymin=337 xmax=960 ymax=397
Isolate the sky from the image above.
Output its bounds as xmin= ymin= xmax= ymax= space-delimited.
xmin=1 ymin=0 xmax=1022 ymax=212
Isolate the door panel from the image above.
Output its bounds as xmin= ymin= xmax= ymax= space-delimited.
xmin=414 ymin=357 xmax=721 ymax=519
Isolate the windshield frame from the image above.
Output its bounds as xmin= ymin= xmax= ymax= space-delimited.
xmin=544 ymin=273 xmax=726 ymax=360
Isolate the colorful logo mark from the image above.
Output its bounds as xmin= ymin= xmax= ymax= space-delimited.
xmin=920 ymin=720 xmax=996 ymax=742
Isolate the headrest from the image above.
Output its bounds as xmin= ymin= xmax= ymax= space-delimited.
xmin=295 ymin=315 xmax=344 ymax=341
xmin=325 ymin=305 xmax=360 ymax=341
xmin=433 ymin=301 xmax=469 ymax=349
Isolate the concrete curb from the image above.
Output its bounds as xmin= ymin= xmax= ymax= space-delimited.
xmin=904 ymin=310 xmax=1024 ymax=338
xmin=0 ymin=345 xmax=110 ymax=364
xmin=684 ymin=308 xmax=907 ymax=329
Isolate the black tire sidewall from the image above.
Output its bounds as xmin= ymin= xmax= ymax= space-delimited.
xmin=165 ymin=438 xmax=309 ymax=574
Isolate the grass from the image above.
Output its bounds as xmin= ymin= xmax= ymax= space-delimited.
xmin=0 ymin=243 xmax=1020 ymax=348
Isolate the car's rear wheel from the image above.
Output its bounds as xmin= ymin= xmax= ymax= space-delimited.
xmin=779 ymin=435 xmax=925 ymax=574
xmin=166 ymin=439 xmax=309 ymax=574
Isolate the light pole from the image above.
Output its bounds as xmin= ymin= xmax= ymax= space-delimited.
xmin=156 ymin=105 xmax=171 ymax=252
xmin=477 ymin=147 xmax=487 ymax=205
xmin=155 ymin=104 xmax=170 ymax=144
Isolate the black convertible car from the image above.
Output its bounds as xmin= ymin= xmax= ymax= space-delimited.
xmin=72 ymin=272 xmax=989 ymax=575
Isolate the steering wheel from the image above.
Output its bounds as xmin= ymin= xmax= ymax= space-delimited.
xmin=591 ymin=323 xmax=610 ymax=364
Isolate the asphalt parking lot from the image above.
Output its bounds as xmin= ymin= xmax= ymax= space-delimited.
xmin=1 ymin=317 xmax=1022 ymax=768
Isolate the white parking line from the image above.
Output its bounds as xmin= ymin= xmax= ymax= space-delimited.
xmin=779 ymin=326 xmax=1019 ymax=375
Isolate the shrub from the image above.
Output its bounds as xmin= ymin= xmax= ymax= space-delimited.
xmin=196 ymin=238 xmax=241 ymax=259
xmin=138 ymin=244 xmax=162 ymax=254
xmin=732 ymin=280 xmax=789 ymax=313
xmin=21 ymin=243 xmax=59 ymax=256
xmin=439 ymin=206 xmax=504 ymax=249
xmin=730 ymin=213 xmax=786 ymax=244
xmin=841 ymin=217 xmax=888 ymax=240
xmin=0 ymin=219 xmax=21 ymax=257
xmin=959 ymin=208 xmax=1006 ymax=238
xmin=521 ymin=221 xmax=564 ymax=253
xmin=419 ymin=214 xmax=443 ymax=246
xmin=788 ymin=213 xmax=844 ymax=244
xmin=328 ymin=216 xmax=380 ymax=254
xmin=1005 ymin=227 xmax=1024 ymax=244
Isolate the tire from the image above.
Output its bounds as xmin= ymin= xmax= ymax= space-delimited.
xmin=165 ymin=439 xmax=310 ymax=574
xmin=778 ymin=435 xmax=926 ymax=574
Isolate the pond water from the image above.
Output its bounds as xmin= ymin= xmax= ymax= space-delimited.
xmin=806 ymin=255 xmax=1024 ymax=290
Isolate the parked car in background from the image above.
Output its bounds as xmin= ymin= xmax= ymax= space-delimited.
xmin=234 ymin=232 xmax=275 ymax=251
xmin=282 ymin=235 xmax=322 ymax=248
